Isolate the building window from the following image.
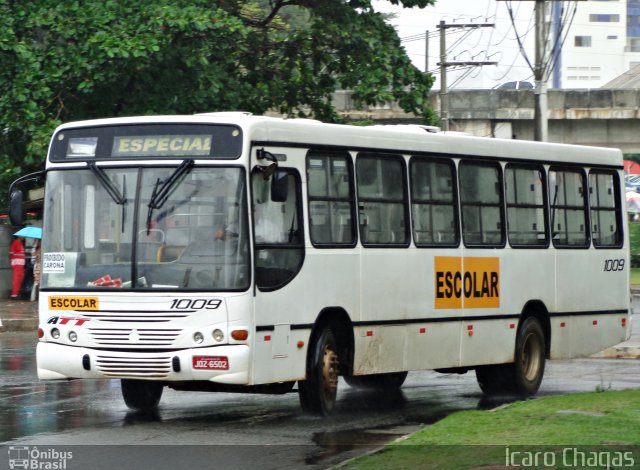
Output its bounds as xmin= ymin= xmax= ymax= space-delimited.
xmin=589 ymin=14 xmax=620 ymax=22
xmin=575 ymin=36 xmax=592 ymax=47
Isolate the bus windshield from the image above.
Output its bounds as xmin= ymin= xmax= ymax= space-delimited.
xmin=41 ymin=166 xmax=249 ymax=291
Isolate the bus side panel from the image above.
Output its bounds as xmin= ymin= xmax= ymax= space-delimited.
xmin=554 ymin=248 xmax=629 ymax=358
xmin=251 ymin=250 xmax=359 ymax=384
xmin=355 ymin=248 xmax=463 ymax=374
xmin=458 ymin=250 xmax=556 ymax=367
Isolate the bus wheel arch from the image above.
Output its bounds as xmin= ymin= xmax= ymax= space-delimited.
xmin=521 ymin=300 xmax=551 ymax=359
xmin=298 ymin=307 xmax=354 ymax=415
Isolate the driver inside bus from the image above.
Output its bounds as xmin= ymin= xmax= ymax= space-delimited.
xmin=180 ymin=223 xmax=237 ymax=262
xmin=214 ymin=222 xmax=238 ymax=241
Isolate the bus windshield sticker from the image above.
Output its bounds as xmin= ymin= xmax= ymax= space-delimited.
xmin=435 ymin=256 xmax=500 ymax=309
xmin=112 ymin=135 xmax=212 ymax=157
xmin=42 ymin=252 xmax=66 ymax=273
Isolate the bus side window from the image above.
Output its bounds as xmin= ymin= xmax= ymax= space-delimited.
xmin=410 ymin=157 xmax=459 ymax=247
xmin=459 ymin=161 xmax=505 ymax=247
xmin=356 ymin=154 xmax=409 ymax=247
xmin=589 ymin=170 xmax=622 ymax=247
xmin=252 ymin=168 xmax=304 ymax=291
xmin=505 ymin=164 xmax=549 ymax=247
xmin=306 ymin=150 xmax=356 ymax=246
xmin=549 ymin=168 xmax=589 ymax=247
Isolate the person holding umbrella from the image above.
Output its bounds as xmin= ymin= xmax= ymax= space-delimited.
xmin=9 ymin=235 xmax=25 ymax=299
xmin=11 ymin=226 xmax=43 ymax=300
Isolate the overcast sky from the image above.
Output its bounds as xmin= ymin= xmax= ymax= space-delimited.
xmin=373 ymin=0 xmax=538 ymax=89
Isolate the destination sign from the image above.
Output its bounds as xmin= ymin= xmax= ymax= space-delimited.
xmin=50 ymin=124 xmax=243 ymax=161
xmin=112 ymin=135 xmax=212 ymax=157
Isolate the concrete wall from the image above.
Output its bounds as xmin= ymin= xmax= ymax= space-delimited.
xmin=334 ymin=89 xmax=640 ymax=152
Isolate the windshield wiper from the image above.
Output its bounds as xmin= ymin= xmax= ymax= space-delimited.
xmin=88 ymin=162 xmax=125 ymax=205
xmin=146 ymin=160 xmax=194 ymax=233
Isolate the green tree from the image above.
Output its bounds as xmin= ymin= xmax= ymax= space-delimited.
xmin=0 ymin=0 xmax=436 ymax=197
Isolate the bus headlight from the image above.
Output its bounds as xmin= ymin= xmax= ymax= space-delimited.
xmin=68 ymin=331 xmax=78 ymax=342
xmin=51 ymin=328 xmax=61 ymax=339
xmin=193 ymin=332 xmax=204 ymax=344
xmin=212 ymin=329 xmax=224 ymax=342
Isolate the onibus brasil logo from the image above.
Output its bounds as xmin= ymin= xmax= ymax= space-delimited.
xmin=8 ymin=446 xmax=73 ymax=470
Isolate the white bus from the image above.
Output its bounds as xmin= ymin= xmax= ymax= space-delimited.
xmin=11 ymin=113 xmax=630 ymax=415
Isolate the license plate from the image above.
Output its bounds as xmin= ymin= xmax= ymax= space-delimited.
xmin=192 ymin=356 xmax=229 ymax=370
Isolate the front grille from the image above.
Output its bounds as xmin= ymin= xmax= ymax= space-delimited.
xmin=95 ymin=354 xmax=172 ymax=378
xmin=87 ymin=328 xmax=181 ymax=347
xmin=81 ymin=311 xmax=191 ymax=323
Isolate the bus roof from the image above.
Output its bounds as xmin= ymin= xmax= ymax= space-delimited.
xmin=53 ymin=113 xmax=623 ymax=168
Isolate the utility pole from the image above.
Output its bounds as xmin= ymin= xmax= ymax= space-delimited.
xmin=425 ymin=30 xmax=429 ymax=73
xmin=534 ymin=0 xmax=548 ymax=142
xmin=437 ymin=20 xmax=496 ymax=131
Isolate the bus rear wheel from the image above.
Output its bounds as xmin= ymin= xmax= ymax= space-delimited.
xmin=298 ymin=327 xmax=339 ymax=416
xmin=344 ymin=371 xmax=408 ymax=389
xmin=476 ymin=316 xmax=546 ymax=397
xmin=121 ymin=379 xmax=164 ymax=411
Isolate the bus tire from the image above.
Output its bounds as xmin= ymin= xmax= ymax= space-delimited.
xmin=298 ymin=327 xmax=339 ymax=416
xmin=475 ymin=364 xmax=513 ymax=396
xmin=121 ymin=379 xmax=164 ymax=411
xmin=344 ymin=371 xmax=408 ymax=389
xmin=476 ymin=316 xmax=545 ymax=397
xmin=512 ymin=316 xmax=546 ymax=396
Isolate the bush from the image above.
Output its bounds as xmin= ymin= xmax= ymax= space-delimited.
xmin=629 ymin=221 xmax=640 ymax=267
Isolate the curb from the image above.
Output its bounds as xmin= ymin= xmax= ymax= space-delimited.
xmin=592 ymin=345 xmax=640 ymax=359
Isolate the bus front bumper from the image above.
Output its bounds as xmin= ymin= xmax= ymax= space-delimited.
xmin=36 ymin=341 xmax=250 ymax=384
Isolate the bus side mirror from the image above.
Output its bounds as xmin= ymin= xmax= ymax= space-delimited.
xmin=9 ymin=190 xmax=24 ymax=226
xmin=271 ymin=171 xmax=288 ymax=202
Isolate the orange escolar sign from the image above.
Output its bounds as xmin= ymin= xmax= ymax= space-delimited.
xmin=48 ymin=296 xmax=99 ymax=311
xmin=434 ymin=256 xmax=500 ymax=309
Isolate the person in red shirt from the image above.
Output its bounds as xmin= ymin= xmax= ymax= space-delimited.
xmin=9 ymin=235 xmax=25 ymax=299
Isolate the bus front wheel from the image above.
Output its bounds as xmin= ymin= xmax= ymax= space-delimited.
xmin=476 ymin=316 xmax=546 ymax=397
xmin=121 ymin=379 xmax=164 ymax=411
xmin=298 ymin=327 xmax=339 ymax=416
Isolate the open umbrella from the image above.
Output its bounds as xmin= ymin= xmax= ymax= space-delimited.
xmin=14 ymin=226 xmax=42 ymax=239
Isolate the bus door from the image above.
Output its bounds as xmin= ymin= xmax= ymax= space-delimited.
xmin=250 ymin=163 xmax=306 ymax=384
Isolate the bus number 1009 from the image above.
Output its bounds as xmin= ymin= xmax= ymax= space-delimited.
xmin=170 ymin=298 xmax=222 ymax=310
xmin=604 ymin=259 xmax=625 ymax=272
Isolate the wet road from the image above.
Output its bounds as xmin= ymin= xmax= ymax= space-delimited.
xmin=1 ymin=322 xmax=640 ymax=469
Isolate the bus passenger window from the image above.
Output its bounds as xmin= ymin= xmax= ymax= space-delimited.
xmin=549 ymin=168 xmax=589 ymax=247
xmin=306 ymin=150 xmax=356 ymax=246
xmin=459 ymin=161 xmax=504 ymax=247
xmin=356 ymin=154 xmax=409 ymax=246
xmin=589 ymin=171 xmax=622 ymax=247
xmin=505 ymin=164 xmax=548 ymax=247
xmin=410 ymin=158 xmax=458 ymax=247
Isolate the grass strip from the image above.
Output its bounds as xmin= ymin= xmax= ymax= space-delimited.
xmin=340 ymin=389 xmax=640 ymax=469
